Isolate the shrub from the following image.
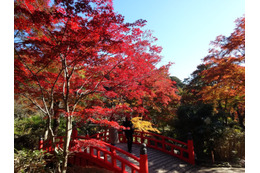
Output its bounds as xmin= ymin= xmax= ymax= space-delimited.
xmin=214 ymin=127 xmax=245 ymax=162
xmin=14 ymin=149 xmax=49 ymax=173
xmin=171 ymin=103 xmax=245 ymax=164
xmin=14 ymin=115 xmax=46 ymax=150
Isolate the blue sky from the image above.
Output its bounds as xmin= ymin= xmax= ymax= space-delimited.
xmin=113 ymin=0 xmax=245 ymax=81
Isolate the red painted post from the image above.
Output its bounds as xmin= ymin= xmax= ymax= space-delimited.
xmin=140 ymin=143 xmax=148 ymax=173
xmin=38 ymin=136 xmax=43 ymax=150
xmin=122 ymin=163 xmax=125 ymax=172
xmin=187 ymin=133 xmax=195 ymax=165
xmin=85 ymin=130 xmax=89 ymax=139
xmin=90 ymin=147 xmax=93 ymax=157
xmin=111 ymin=147 xmax=117 ymax=168
xmin=141 ymin=131 xmax=144 ymax=144
xmin=162 ymin=137 xmax=166 ymax=150
xmin=97 ymin=149 xmax=100 ymax=158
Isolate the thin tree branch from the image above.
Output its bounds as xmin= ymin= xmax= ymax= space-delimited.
xmin=22 ymin=94 xmax=47 ymax=114
xmin=15 ymin=48 xmax=51 ymax=116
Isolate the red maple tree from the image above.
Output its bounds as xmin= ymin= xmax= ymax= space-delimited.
xmin=14 ymin=0 xmax=179 ymax=171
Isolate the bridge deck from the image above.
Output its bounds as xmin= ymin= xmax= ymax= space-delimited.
xmin=115 ymin=143 xmax=193 ymax=173
xmin=114 ymin=143 xmax=245 ymax=173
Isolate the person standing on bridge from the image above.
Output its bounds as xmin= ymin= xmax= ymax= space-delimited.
xmin=123 ymin=117 xmax=134 ymax=153
xmin=109 ymin=117 xmax=119 ymax=146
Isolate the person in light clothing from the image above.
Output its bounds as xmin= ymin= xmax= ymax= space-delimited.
xmin=109 ymin=117 xmax=119 ymax=146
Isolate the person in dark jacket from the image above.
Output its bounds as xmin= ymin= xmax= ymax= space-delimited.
xmin=123 ymin=117 xmax=134 ymax=153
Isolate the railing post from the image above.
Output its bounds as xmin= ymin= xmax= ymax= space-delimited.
xmin=38 ymin=136 xmax=43 ymax=150
xmin=85 ymin=130 xmax=89 ymax=139
xmin=141 ymin=131 xmax=144 ymax=144
xmin=90 ymin=146 xmax=94 ymax=157
xmin=162 ymin=136 xmax=166 ymax=150
xmin=85 ymin=134 xmax=89 ymax=139
xmin=187 ymin=132 xmax=195 ymax=165
xmin=111 ymin=147 xmax=117 ymax=168
xmin=140 ymin=143 xmax=148 ymax=173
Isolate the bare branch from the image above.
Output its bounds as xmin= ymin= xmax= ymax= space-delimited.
xmin=15 ymin=48 xmax=51 ymax=115
xmin=22 ymin=94 xmax=47 ymax=114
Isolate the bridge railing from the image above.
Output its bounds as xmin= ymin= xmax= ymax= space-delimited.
xmin=39 ymin=129 xmax=194 ymax=173
xmin=131 ymin=131 xmax=195 ymax=165
xmin=88 ymin=130 xmax=195 ymax=165
xmin=39 ymin=133 xmax=148 ymax=173
xmin=39 ymin=136 xmax=65 ymax=152
xmin=72 ymin=135 xmax=147 ymax=173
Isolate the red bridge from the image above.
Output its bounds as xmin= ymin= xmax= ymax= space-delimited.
xmin=39 ymin=130 xmax=195 ymax=173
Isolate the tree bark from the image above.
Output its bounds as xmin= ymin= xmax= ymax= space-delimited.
xmin=61 ymin=56 xmax=72 ymax=173
xmin=44 ymin=121 xmax=49 ymax=141
xmin=61 ymin=115 xmax=72 ymax=173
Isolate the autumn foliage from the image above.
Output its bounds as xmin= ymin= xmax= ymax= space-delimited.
xmin=14 ymin=0 xmax=179 ymax=172
xmin=173 ymin=17 xmax=245 ymax=162
xmin=200 ymin=16 xmax=245 ymax=127
xmin=131 ymin=117 xmax=160 ymax=133
xmin=182 ymin=16 xmax=245 ymax=128
xmin=14 ymin=0 xmax=245 ymax=169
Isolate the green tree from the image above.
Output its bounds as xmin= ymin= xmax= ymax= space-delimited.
xmin=170 ymin=76 xmax=184 ymax=89
xmin=181 ymin=64 xmax=209 ymax=105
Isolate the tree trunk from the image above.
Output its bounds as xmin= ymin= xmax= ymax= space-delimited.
xmin=44 ymin=116 xmax=53 ymax=141
xmin=61 ymin=115 xmax=73 ymax=173
xmin=44 ymin=113 xmax=61 ymax=172
xmin=61 ymin=54 xmax=73 ymax=173
xmin=44 ymin=127 xmax=49 ymax=141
